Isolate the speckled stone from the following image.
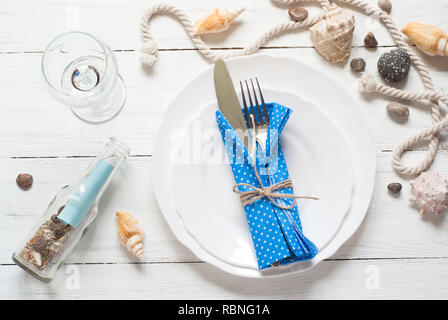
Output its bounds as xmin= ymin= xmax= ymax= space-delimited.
xmin=377 ymin=49 xmax=411 ymax=82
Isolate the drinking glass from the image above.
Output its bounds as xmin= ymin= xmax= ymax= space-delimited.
xmin=42 ymin=31 xmax=126 ymax=123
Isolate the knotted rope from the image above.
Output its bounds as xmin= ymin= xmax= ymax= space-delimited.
xmin=140 ymin=0 xmax=447 ymax=176
xmin=140 ymin=3 xmax=324 ymax=66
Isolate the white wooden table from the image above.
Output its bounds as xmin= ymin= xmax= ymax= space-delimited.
xmin=1 ymin=0 xmax=447 ymax=299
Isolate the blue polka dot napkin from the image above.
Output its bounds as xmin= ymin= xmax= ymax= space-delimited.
xmin=216 ymin=102 xmax=318 ymax=270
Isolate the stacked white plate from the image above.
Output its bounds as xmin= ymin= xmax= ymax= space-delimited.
xmin=152 ymin=54 xmax=376 ymax=278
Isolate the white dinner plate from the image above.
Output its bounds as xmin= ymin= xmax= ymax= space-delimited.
xmin=170 ymin=89 xmax=354 ymax=269
xmin=152 ymin=54 xmax=376 ymax=277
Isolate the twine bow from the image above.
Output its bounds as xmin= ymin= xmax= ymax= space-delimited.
xmin=233 ymin=177 xmax=319 ymax=210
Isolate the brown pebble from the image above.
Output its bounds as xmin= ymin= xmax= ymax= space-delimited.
xmin=378 ymin=0 xmax=392 ymax=13
xmin=288 ymin=7 xmax=308 ymax=22
xmin=32 ymin=237 xmax=49 ymax=253
xmin=387 ymin=183 xmax=402 ymax=194
xmin=57 ymin=205 xmax=65 ymax=214
xmin=387 ymin=102 xmax=409 ymax=121
xmin=364 ymin=32 xmax=378 ymax=47
xmin=350 ymin=58 xmax=366 ymax=72
xmin=16 ymin=173 xmax=33 ymax=190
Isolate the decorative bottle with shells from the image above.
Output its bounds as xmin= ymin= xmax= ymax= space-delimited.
xmin=12 ymin=137 xmax=130 ymax=282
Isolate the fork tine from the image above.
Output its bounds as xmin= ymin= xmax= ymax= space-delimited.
xmin=240 ymin=81 xmax=252 ymax=129
xmin=245 ymin=80 xmax=259 ymax=125
xmin=256 ymin=78 xmax=269 ymax=123
xmin=250 ymin=79 xmax=264 ymax=125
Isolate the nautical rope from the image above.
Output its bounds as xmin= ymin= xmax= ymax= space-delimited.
xmin=140 ymin=0 xmax=448 ymax=176
xmin=140 ymin=3 xmax=324 ymax=65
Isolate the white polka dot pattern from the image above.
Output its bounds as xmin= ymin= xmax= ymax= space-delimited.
xmin=216 ymin=102 xmax=318 ymax=269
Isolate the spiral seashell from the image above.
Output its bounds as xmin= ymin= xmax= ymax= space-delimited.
xmin=309 ymin=4 xmax=355 ymax=63
xmin=193 ymin=8 xmax=245 ymax=34
xmin=116 ymin=211 xmax=144 ymax=260
xmin=402 ymin=22 xmax=448 ymax=56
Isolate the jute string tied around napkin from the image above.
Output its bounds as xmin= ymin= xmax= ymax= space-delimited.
xmin=233 ymin=178 xmax=319 ymax=210
xmin=232 ymin=115 xmax=319 ymax=210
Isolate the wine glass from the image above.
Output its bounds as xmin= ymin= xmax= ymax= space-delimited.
xmin=41 ymin=31 xmax=126 ymax=123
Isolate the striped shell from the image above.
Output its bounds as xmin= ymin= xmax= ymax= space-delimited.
xmin=402 ymin=22 xmax=448 ymax=56
xmin=193 ymin=8 xmax=244 ymax=34
xmin=116 ymin=211 xmax=144 ymax=260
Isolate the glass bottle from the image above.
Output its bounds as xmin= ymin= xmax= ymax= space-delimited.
xmin=12 ymin=137 xmax=130 ymax=282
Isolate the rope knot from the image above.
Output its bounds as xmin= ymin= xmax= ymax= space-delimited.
xmin=140 ymin=40 xmax=159 ymax=66
xmin=359 ymin=72 xmax=378 ymax=93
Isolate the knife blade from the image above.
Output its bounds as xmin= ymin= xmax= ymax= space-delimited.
xmin=214 ymin=60 xmax=249 ymax=151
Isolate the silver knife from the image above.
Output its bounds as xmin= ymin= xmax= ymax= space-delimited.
xmin=214 ymin=59 xmax=250 ymax=151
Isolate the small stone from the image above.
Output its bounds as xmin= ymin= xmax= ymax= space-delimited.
xmin=32 ymin=237 xmax=49 ymax=253
xmin=350 ymin=58 xmax=366 ymax=72
xmin=364 ymin=32 xmax=378 ymax=47
xmin=387 ymin=183 xmax=402 ymax=194
xmin=53 ymin=224 xmax=66 ymax=239
xmin=378 ymin=0 xmax=392 ymax=13
xmin=16 ymin=173 xmax=33 ymax=190
xmin=57 ymin=205 xmax=65 ymax=214
xmin=378 ymin=49 xmax=411 ymax=82
xmin=288 ymin=7 xmax=308 ymax=22
xmin=387 ymin=102 xmax=409 ymax=121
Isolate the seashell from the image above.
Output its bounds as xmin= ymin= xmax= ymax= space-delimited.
xmin=410 ymin=172 xmax=448 ymax=215
xmin=116 ymin=211 xmax=144 ymax=260
xmin=309 ymin=4 xmax=355 ymax=63
xmin=193 ymin=8 xmax=244 ymax=34
xmin=402 ymin=22 xmax=448 ymax=56
xmin=387 ymin=102 xmax=409 ymax=121
xmin=30 ymin=250 xmax=42 ymax=268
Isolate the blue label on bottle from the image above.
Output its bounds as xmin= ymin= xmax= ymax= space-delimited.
xmin=58 ymin=160 xmax=114 ymax=228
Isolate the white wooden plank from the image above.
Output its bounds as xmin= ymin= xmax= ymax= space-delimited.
xmin=1 ymin=259 xmax=447 ymax=299
xmin=0 ymin=47 xmax=447 ymax=158
xmin=1 ymin=0 xmax=447 ymax=52
xmin=2 ymin=151 xmax=448 ymax=265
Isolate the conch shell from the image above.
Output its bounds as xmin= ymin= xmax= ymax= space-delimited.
xmin=116 ymin=211 xmax=144 ymax=260
xmin=309 ymin=4 xmax=355 ymax=63
xmin=402 ymin=22 xmax=448 ymax=56
xmin=193 ymin=8 xmax=244 ymax=34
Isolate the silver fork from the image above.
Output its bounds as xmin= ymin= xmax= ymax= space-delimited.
xmin=239 ymin=78 xmax=269 ymax=156
xmin=240 ymin=79 xmax=307 ymax=257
